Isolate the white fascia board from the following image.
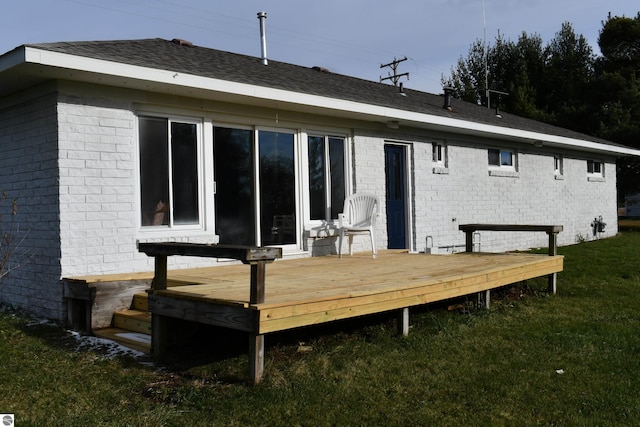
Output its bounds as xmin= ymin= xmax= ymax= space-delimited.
xmin=23 ymin=47 xmax=640 ymax=158
xmin=0 ymin=48 xmax=26 ymax=73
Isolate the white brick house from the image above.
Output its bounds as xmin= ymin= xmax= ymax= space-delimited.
xmin=1 ymin=38 xmax=638 ymax=322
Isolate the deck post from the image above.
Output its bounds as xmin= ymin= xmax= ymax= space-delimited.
xmin=151 ymin=254 xmax=168 ymax=360
xmin=152 ymin=313 xmax=168 ymax=360
xmin=249 ymin=334 xmax=265 ymax=385
xmin=547 ymin=231 xmax=558 ymax=295
xmin=397 ymin=307 xmax=410 ymax=336
xmin=249 ymin=261 xmax=266 ymax=384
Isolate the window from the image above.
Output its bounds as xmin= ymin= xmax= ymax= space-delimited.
xmin=488 ymin=148 xmax=515 ymax=168
xmin=587 ymin=160 xmax=603 ymax=176
xmin=139 ymin=116 xmax=201 ymax=228
xmin=308 ymin=135 xmax=346 ymax=221
xmin=432 ymin=142 xmax=449 ymax=174
xmin=432 ymin=142 xmax=445 ymax=165
xmin=554 ymin=155 xmax=564 ymax=177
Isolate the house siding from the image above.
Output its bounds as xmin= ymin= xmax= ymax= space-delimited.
xmin=57 ymin=96 xmax=141 ymax=277
xmin=0 ymin=86 xmax=621 ymax=322
xmin=0 ymin=93 xmax=62 ymax=319
xmin=57 ymin=95 xmax=226 ymax=280
xmin=347 ymin=133 xmax=617 ymax=254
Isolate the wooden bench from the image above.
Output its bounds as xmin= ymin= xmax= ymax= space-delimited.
xmin=458 ymin=224 xmax=563 ymax=294
xmin=137 ymin=242 xmax=282 ymax=384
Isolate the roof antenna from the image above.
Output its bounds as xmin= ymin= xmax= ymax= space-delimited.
xmin=483 ymin=0 xmax=489 ymax=107
xmin=257 ymin=11 xmax=268 ymax=66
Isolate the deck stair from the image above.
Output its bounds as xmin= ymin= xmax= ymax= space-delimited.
xmin=93 ymin=292 xmax=151 ymax=353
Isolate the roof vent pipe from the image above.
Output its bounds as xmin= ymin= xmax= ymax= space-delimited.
xmin=257 ymin=11 xmax=268 ymax=66
xmin=443 ymin=87 xmax=454 ymax=111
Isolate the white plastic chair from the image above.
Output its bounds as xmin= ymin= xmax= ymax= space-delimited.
xmin=338 ymin=194 xmax=380 ymax=258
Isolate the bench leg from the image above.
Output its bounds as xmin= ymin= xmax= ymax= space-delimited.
xmin=249 ymin=334 xmax=265 ymax=385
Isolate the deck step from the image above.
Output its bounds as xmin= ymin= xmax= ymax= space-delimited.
xmin=131 ymin=293 xmax=149 ymax=311
xmin=93 ymin=327 xmax=151 ymax=353
xmin=113 ymin=309 xmax=151 ymax=334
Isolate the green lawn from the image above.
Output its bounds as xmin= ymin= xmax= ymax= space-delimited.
xmin=1 ymin=233 xmax=640 ymax=426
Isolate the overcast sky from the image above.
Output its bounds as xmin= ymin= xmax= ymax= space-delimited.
xmin=3 ymin=1 xmax=638 ymax=94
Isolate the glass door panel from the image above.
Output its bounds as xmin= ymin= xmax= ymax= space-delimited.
xmin=213 ymin=127 xmax=256 ymax=245
xmin=259 ymin=130 xmax=296 ymax=246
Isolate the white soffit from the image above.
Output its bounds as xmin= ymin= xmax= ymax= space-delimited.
xmin=16 ymin=47 xmax=640 ymax=157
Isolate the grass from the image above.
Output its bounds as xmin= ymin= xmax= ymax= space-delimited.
xmin=2 ymin=233 xmax=640 ymax=426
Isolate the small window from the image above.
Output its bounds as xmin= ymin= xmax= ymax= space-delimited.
xmin=587 ymin=160 xmax=603 ymax=176
xmin=308 ymin=135 xmax=346 ymax=221
xmin=432 ymin=142 xmax=449 ymax=174
xmin=554 ymin=155 xmax=563 ymax=175
xmin=488 ymin=148 xmax=515 ymax=168
xmin=432 ymin=142 xmax=445 ymax=165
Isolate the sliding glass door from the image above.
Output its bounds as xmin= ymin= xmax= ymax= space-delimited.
xmin=213 ymin=127 xmax=297 ymax=247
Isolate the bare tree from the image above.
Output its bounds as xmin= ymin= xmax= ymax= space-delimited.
xmin=0 ymin=191 xmax=30 ymax=283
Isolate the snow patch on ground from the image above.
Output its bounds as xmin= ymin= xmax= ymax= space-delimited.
xmin=67 ymin=330 xmax=151 ymax=361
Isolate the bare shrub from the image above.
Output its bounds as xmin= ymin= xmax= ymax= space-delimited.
xmin=0 ymin=191 xmax=31 ymax=283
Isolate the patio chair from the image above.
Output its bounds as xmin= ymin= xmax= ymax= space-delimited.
xmin=338 ymin=193 xmax=380 ymax=258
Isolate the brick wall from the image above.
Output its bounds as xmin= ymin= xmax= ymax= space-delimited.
xmin=0 ymin=93 xmax=62 ymax=319
xmin=57 ymin=96 xmax=141 ymax=277
xmin=342 ymin=132 xmax=618 ymax=255
xmin=57 ymin=95 xmax=221 ymax=280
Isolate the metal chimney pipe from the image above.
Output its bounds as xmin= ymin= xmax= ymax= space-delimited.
xmin=257 ymin=11 xmax=268 ymax=66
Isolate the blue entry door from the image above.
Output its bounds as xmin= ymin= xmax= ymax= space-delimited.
xmin=384 ymin=144 xmax=407 ymax=249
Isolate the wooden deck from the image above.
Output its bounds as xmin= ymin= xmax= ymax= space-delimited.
xmin=146 ymin=250 xmax=562 ymax=382
xmin=153 ymin=251 xmax=561 ymax=334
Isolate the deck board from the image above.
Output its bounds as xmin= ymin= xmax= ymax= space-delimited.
xmin=151 ymin=251 xmax=563 ymax=334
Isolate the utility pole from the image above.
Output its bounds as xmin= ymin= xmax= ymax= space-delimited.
xmin=380 ymin=56 xmax=409 ymax=87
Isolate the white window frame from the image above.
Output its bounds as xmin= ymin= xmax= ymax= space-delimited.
xmin=137 ymin=114 xmax=205 ymax=233
xmin=432 ymin=142 xmax=446 ymax=166
xmin=432 ymin=141 xmax=449 ymax=174
xmin=488 ymin=147 xmax=518 ymax=178
xmin=554 ymin=155 xmax=564 ymax=179
xmin=587 ymin=159 xmax=605 ymax=181
xmin=587 ymin=160 xmax=603 ymax=176
xmin=305 ymin=133 xmax=349 ymax=224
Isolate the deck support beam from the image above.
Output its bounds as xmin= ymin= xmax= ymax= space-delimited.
xmin=151 ymin=255 xmax=168 ymax=360
xmin=397 ymin=307 xmax=409 ymax=336
xmin=152 ymin=313 xmax=168 ymax=360
xmin=477 ymin=289 xmax=490 ymax=309
xmin=249 ymin=260 xmax=267 ymax=385
xmin=249 ymin=334 xmax=265 ymax=385
xmin=548 ymin=232 xmax=558 ymax=295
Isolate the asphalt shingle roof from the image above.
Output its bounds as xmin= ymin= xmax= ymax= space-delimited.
xmin=28 ymin=38 xmax=614 ymax=145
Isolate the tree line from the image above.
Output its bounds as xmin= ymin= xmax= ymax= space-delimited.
xmin=443 ymin=13 xmax=640 ymax=200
